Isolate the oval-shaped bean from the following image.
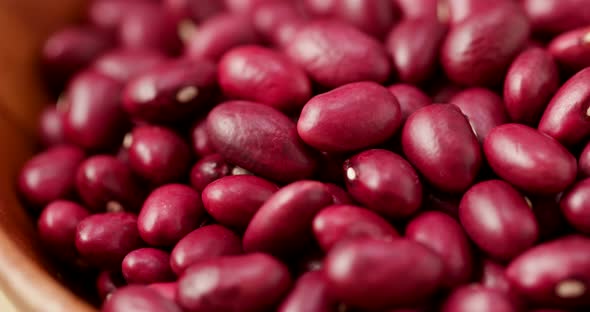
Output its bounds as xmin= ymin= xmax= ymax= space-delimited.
xmin=386 ymin=18 xmax=447 ymax=84
xmin=285 ymin=20 xmax=391 ymax=88
xmin=123 ymin=58 xmax=218 ymax=124
xmin=580 ymin=142 xmax=590 ymax=177
xmin=387 ymin=83 xmax=431 ymax=122
xmin=103 ymin=285 xmax=182 ymax=312
xmin=506 ymin=235 xmax=590 ymax=307
xmin=122 ymin=248 xmax=174 ymax=284
xmin=38 ymin=106 xmax=67 ymax=147
xmin=446 ymin=0 xmax=512 ymax=24
xmin=97 ymin=270 xmax=126 ymax=300
xmin=549 ymin=26 xmax=590 ymax=73
xmin=177 ymin=253 xmax=292 ymax=312
xmin=207 ymin=101 xmax=318 ymax=182
xmin=459 ymin=180 xmax=539 ymax=261
xmin=484 ymin=124 xmax=577 ymax=194
xmin=252 ymin=1 xmax=306 ymax=47
xmin=38 ymin=200 xmax=90 ymax=260
xmin=189 ymin=154 xmax=233 ymax=192
xmin=185 ymin=13 xmax=259 ymax=61
xmin=522 ymin=0 xmax=590 ymax=35
xmin=344 ymin=149 xmax=422 ymax=218
xmin=92 ymin=49 xmax=167 ymax=83
xmin=406 ymin=211 xmax=473 ymax=287
xmin=441 ymin=6 xmax=530 ymax=86
xmin=18 ymin=145 xmax=84 ymax=207
xmin=441 ymin=285 xmax=518 ymax=312
xmin=202 ymin=175 xmax=278 ymax=231
xmin=147 ymin=282 xmax=177 ymax=301
xmin=243 ymin=181 xmax=333 ymax=256
xmin=503 ymin=47 xmax=560 ymax=125
xmin=190 ymin=118 xmax=216 ymax=157
xmin=560 ymin=178 xmax=590 ymax=234
xmin=324 ymin=238 xmax=444 ymax=309
xmin=538 ymin=67 xmax=590 ymax=146
xmin=76 ymin=212 xmax=143 ymax=268
xmin=449 ymin=88 xmax=509 ymax=142
xmin=402 ymin=104 xmax=481 ymax=193
xmin=298 ymin=82 xmax=401 ymax=152
xmin=313 ymin=204 xmax=399 ymax=252
xmin=278 ymin=271 xmax=334 ymax=312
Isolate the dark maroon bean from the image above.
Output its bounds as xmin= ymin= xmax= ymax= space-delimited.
xmin=387 ymin=83 xmax=431 ymax=122
xmin=507 ymin=235 xmax=590 ymax=307
xmin=185 ymin=13 xmax=259 ymax=62
xmin=522 ymin=0 xmax=590 ymax=35
xmin=38 ymin=106 xmax=67 ymax=147
xmin=38 ymin=200 xmax=89 ymax=259
xmin=177 ymin=253 xmax=291 ymax=312
xmin=189 ymin=154 xmax=233 ymax=192
xmin=294 ymin=249 xmax=324 ymax=274
xmin=243 ymin=181 xmax=333 ymax=256
xmin=93 ymin=49 xmax=167 ymax=83
xmin=530 ymin=195 xmax=569 ymax=241
xmin=424 ymin=190 xmax=461 ymax=218
xmin=580 ymin=142 xmax=590 ymax=177
xmin=190 ymin=119 xmax=216 ymax=157
xmin=97 ymin=270 xmax=126 ymax=300
xmin=441 ymin=6 xmax=530 ymax=86
xmin=313 ymin=204 xmax=399 ymax=252
xmin=76 ymin=212 xmax=143 ymax=268
xmin=429 ymin=80 xmax=463 ymax=103
xmin=324 ymin=238 xmax=444 ymax=309
xmin=402 ymin=104 xmax=481 ymax=193
xmin=560 ymin=178 xmax=590 ymax=234
xmin=459 ymin=180 xmax=539 ymax=261
xmin=103 ymin=285 xmax=182 ymax=312
xmin=147 ymin=282 xmax=177 ymax=301
xmin=323 ymin=183 xmax=353 ymax=205
xmin=278 ymin=271 xmax=334 ymax=312
xmin=449 ymin=88 xmax=509 ymax=142
xmin=122 ymin=248 xmax=174 ymax=284
xmin=207 ymin=101 xmax=317 ymax=182
xmin=406 ymin=211 xmax=473 ymax=287
xmin=503 ymin=47 xmax=560 ymax=125
xmin=163 ymin=0 xmax=225 ymax=24
xmin=386 ymin=18 xmax=446 ymax=84
xmin=170 ymin=224 xmax=243 ymax=275
xmin=441 ymin=285 xmax=518 ymax=312
xmin=87 ymin=0 xmax=152 ymax=32
xmin=252 ymin=1 xmax=306 ymax=47
xmin=285 ymin=20 xmax=391 ymax=88
xmin=344 ymin=149 xmax=422 ymax=218
xmin=63 ymin=70 xmax=128 ymax=150
xmin=202 ymin=175 xmax=278 ymax=231
xmin=219 ymin=46 xmax=311 ymax=112
xmin=18 ymin=145 xmax=84 ymax=207
xmin=548 ymin=26 xmax=590 ymax=73
xmin=76 ymin=155 xmax=145 ymax=212
xmin=298 ymin=82 xmax=401 ymax=152
xmin=396 ymin=0 xmax=441 ymax=20
xmin=484 ymin=124 xmax=577 ymax=194
xmin=538 ymin=67 xmax=590 ymax=146
xmin=127 ymin=126 xmax=191 ymax=185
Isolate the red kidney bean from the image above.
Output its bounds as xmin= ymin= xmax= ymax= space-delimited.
xmin=207 ymin=101 xmax=318 ymax=182
xmin=38 ymin=106 xmax=67 ymax=147
xmin=127 ymin=126 xmax=191 ymax=185
xmin=459 ymin=180 xmax=539 ymax=261
xmin=449 ymin=88 xmax=509 ymax=142
xmin=18 ymin=145 xmax=84 ymax=207
xmin=387 ymin=84 xmax=431 ymax=123
xmin=252 ymin=1 xmax=306 ymax=47
xmin=406 ymin=211 xmax=473 ymax=287
xmin=170 ymin=224 xmax=243 ymax=275
xmin=76 ymin=155 xmax=145 ymax=212
xmin=507 ymin=235 xmax=590 ymax=308
xmin=503 ymin=47 xmax=560 ymax=125
xmin=298 ymin=82 xmax=401 ymax=152
xmin=560 ymin=178 xmax=590 ymax=234
xmin=163 ymin=0 xmax=225 ymax=24
xmin=522 ymin=0 xmax=590 ymax=35
xmin=479 ymin=260 xmax=514 ymax=295
xmin=138 ymin=184 xmax=205 ymax=247
xmin=103 ymin=285 xmax=182 ymax=312
xmin=76 ymin=212 xmax=143 ymax=268
xmin=147 ymin=282 xmax=177 ymax=301
xmin=386 ymin=18 xmax=447 ymax=84
xmin=446 ymin=0 xmax=513 ymax=24
xmin=202 ymin=175 xmax=278 ymax=231
xmin=177 ymin=253 xmax=292 ymax=312
xmin=87 ymin=0 xmax=152 ymax=32
xmin=402 ymin=104 xmax=481 ymax=193
xmin=538 ymin=67 xmax=590 ymax=146
xmin=396 ymin=0 xmax=441 ymax=20
xmin=441 ymin=285 xmax=519 ymax=312
xmin=285 ymin=20 xmax=391 ymax=88
xmin=38 ymin=200 xmax=89 ymax=260
xmin=97 ymin=270 xmax=126 ymax=300
xmin=123 ymin=58 xmax=217 ymax=124
xmin=278 ymin=271 xmax=334 ymax=312
xmin=190 ymin=118 xmax=216 ymax=157
xmin=92 ymin=49 xmax=167 ymax=83
xmin=484 ymin=124 xmax=577 ymax=194
xmin=324 ymin=238 xmax=444 ymax=309
xmin=313 ymin=204 xmax=399 ymax=252
xmin=580 ymin=142 xmax=590 ymax=177
xmin=323 ymin=183 xmax=353 ymax=205
xmin=218 ymin=46 xmax=311 ymax=112
xmin=63 ymin=70 xmax=128 ymax=151
xmin=549 ymin=26 xmax=590 ymax=72
xmin=243 ymin=181 xmax=333 ymax=256
xmin=441 ymin=6 xmax=530 ymax=86
xmin=122 ymin=248 xmax=174 ymax=284
xmin=344 ymin=149 xmax=422 ymax=218
xmin=184 ymin=13 xmax=259 ymax=62
xmin=189 ymin=154 xmax=233 ymax=192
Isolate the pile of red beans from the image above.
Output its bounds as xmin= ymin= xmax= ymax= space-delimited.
xmin=17 ymin=0 xmax=590 ymax=311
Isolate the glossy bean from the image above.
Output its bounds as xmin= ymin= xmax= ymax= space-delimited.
xmin=522 ymin=0 xmax=590 ymax=35
xmin=441 ymin=285 xmax=519 ymax=312
xmin=387 ymin=83 xmax=431 ymax=122
xmin=92 ymin=49 xmax=167 ymax=83
xmin=103 ymin=285 xmax=182 ymax=312
xmin=190 ymin=118 xmax=216 ymax=157
xmin=189 ymin=154 xmax=233 ymax=192
xmin=549 ymin=26 xmax=590 ymax=73
xmin=38 ymin=200 xmax=90 ymax=260
xmin=122 ymin=248 xmax=174 ymax=284
xmin=38 ymin=106 xmax=67 ymax=147
xmin=147 ymin=282 xmax=177 ymax=301
xmin=278 ymin=271 xmax=334 ymax=312
xmin=560 ymin=178 xmax=590 ymax=234
xmin=323 ymin=183 xmax=353 ymax=205
xmin=252 ymin=1 xmax=306 ymax=47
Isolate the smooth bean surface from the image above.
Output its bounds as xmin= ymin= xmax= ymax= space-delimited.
xmin=92 ymin=49 xmax=167 ymax=83
xmin=387 ymin=83 xmax=431 ymax=122
xmin=38 ymin=200 xmax=90 ymax=260
xmin=441 ymin=285 xmax=518 ymax=312
xmin=103 ymin=285 xmax=182 ymax=312
xmin=122 ymin=248 xmax=174 ymax=284
xmin=522 ymin=0 xmax=590 ymax=35
xmin=278 ymin=271 xmax=334 ymax=312
xmin=548 ymin=26 xmax=590 ymax=73
xmin=560 ymin=178 xmax=590 ymax=234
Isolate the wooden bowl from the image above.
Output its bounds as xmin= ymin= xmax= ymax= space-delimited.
xmin=0 ymin=1 xmax=97 ymax=311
